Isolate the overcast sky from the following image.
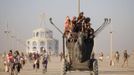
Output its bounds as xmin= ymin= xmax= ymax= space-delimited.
xmin=0 ymin=0 xmax=134 ymax=54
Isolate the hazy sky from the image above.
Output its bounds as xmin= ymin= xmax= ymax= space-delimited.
xmin=0 ymin=0 xmax=134 ymax=54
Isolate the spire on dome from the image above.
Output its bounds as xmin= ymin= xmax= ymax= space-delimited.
xmin=40 ymin=13 xmax=46 ymax=28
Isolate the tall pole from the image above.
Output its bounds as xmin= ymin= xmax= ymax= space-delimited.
xmin=110 ymin=23 xmax=113 ymax=66
xmin=49 ymin=18 xmax=64 ymax=57
xmin=78 ymin=0 xmax=80 ymax=15
xmin=6 ymin=22 xmax=10 ymax=52
xmin=40 ymin=13 xmax=45 ymax=28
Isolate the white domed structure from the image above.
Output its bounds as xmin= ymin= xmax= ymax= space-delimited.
xmin=26 ymin=28 xmax=59 ymax=55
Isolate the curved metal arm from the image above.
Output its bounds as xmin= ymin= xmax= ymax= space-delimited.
xmin=49 ymin=18 xmax=63 ymax=35
xmin=49 ymin=18 xmax=66 ymax=59
xmin=94 ymin=18 xmax=111 ymax=36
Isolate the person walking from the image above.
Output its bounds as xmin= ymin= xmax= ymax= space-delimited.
xmin=7 ymin=50 xmax=14 ymax=73
xmin=115 ymin=51 xmax=120 ymax=63
xmin=42 ymin=49 xmax=48 ymax=73
xmin=13 ymin=50 xmax=22 ymax=73
xmin=99 ymin=52 xmax=104 ymax=62
xmin=59 ymin=52 xmax=63 ymax=62
xmin=32 ymin=52 xmax=40 ymax=71
xmin=20 ymin=52 xmax=25 ymax=68
xmin=122 ymin=50 xmax=129 ymax=67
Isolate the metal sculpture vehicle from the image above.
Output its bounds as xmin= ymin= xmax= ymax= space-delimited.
xmin=50 ymin=17 xmax=111 ymax=75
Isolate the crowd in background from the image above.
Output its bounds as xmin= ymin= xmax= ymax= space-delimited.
xmin=0 ymin=48 xmax=51 ymax=74
xmin=97 ymin=49 xmax=130 ymax=67
xmin=0 ymin=49 xmax=133 ymax=75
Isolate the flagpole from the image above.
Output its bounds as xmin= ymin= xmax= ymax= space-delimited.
xmin=78 ymin=0 xmax=80 ymax=15
xmin=110 ymin=21 xmax=113 ymax=66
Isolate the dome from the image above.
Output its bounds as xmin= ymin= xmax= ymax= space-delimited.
xmin=33 ymin=28 xmax=48 ymax=33
xmin=26 ymin=27 xmax=58 ymax=54
xmin=32 ymin=28 xmax=53 ymax=38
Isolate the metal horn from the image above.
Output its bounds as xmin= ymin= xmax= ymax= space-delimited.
xmin=94 ymin=18 xmax=111 ymax=36
xmin=49 ymin=17 xmax=63 ymax=34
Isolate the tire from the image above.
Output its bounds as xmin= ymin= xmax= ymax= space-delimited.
xmin=92 ymin=59 xmax=98 ymax=75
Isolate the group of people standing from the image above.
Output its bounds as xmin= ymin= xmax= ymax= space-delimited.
xmin=64 ymin=12 xmax=94 ymax=39
xmin=2 ymin=50 xmax=26 ymax=74
xmin=98 ymin=50 xmax=129 ymax=67
xmin=2 ymin=49 xmax=50 ymax=74
xmin=27 ymin=49 xmax=49 ymax=73
xmin=64 ymin=12 xmax=95 ymax=63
